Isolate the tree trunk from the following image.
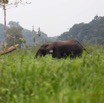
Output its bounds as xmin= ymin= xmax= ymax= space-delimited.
xmin=0 ymin=44 xmax=19 ymax=55
xmin=3 ymin=4 xmax=7 ymax=48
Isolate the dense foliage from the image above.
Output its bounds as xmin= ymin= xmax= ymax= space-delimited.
xmin=6 ymin=21 xmax=24 ymax=47
xmin=58 ymin=16 xmax=104 ymax=44
xmin=0 ymin=46 xmax=104 ymax=103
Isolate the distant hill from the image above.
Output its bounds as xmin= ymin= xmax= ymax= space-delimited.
xmin=1 ymin=16 xmax=104 ymax=46
xmin=57 ymin=16 xmax=104 ymax=44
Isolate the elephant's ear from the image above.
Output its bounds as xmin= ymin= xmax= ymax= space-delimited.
xmin=44 ymin=44 xmax=49 ymax=48
xmin=49 ymin=49 xmax=53 ymax=53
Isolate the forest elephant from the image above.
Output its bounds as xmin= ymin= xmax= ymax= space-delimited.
xmin=35 ymin=40 xmax=87 ymax=58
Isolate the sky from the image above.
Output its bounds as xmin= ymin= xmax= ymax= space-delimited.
xmin=0 ymin=0 xmax=104 ymax=37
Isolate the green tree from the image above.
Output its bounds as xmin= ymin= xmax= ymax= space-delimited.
xmin=6 ymin=22 xmax=25 ymax=47
xmin=0 ymin=0 xmax=31 ymax=48
xmin=57 ymin=16 xmax=104 ymax=44
xmin=0 ymin=0 xmax=9 ymax=48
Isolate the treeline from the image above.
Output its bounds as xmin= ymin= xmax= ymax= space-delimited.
xmin=0 ymin=21 xmax=49 ymax=47
xmin=1 ymin=16 xmax=104 ymax=48
xmin=57 ymin=16 xmax=104 ymax=44
xmin=0 ymin=21 xmax=58 ymax=48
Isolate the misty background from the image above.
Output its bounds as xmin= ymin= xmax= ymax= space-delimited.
xmin=0 ymin=0 xmax=104 ymax=48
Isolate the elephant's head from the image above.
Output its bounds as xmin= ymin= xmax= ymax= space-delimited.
xmin=35 ymin=44 xmax=50 ymax=57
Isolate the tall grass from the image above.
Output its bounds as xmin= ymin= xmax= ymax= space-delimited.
xmin=0 ymin=46 xmax=104 ymax=103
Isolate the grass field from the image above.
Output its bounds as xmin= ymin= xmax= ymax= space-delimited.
xmin=0 ymin=46 xmax=104 ymax=103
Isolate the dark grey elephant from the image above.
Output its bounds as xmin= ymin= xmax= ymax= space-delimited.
xmin=35 ymin=40 xmax=87 ymax=58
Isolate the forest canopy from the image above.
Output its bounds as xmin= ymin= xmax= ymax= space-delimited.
xmin=57 ymin=16 xmax=104 ymax=44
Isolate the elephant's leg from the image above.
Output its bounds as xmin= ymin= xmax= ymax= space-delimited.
xmin=52 ymin=48 xmax=61 ymax=59
xmin=52 ymin=52 xmax=61 ymax=58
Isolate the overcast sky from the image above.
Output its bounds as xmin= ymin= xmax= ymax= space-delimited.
xmin=0 ymin=0 xmax=104 ymax=37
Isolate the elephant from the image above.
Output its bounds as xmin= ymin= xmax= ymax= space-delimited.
xmin=35 ymin=40 xmax=87 ymax=58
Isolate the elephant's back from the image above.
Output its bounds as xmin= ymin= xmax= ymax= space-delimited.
xmin=54 ymin=40 xmax=80 ymax=46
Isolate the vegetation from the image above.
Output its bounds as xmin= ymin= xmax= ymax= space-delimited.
xmin=0 ymin=21 xmax=49 ymax=47
xmin=1 ymin=16 xmax=104 ymax=47
xmin=58 ymin=15 xmax=104 ymax=44
xmin=0 ymin=45 xmax=104 ymax=103
xmin=6 ymin=21 xmax=24 ymax=47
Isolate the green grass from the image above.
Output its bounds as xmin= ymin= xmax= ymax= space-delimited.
xmin=0 ymin=46 xmax=104 ymax=103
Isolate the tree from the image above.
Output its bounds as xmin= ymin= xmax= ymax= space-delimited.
xmin=6 ymin=21 xmax=25 ymax=47
xmin=0 ymin=0 xmax=31 ymax=48
xmin=0 ymin=0 xmax=8 ymax=4
xmin=0 ymin=0 xmax=9 ymax=48
xmin=57 ymin=16 xmax=104 ymax=44
xmin=8 ymin=21 xmax=20 ymax=27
